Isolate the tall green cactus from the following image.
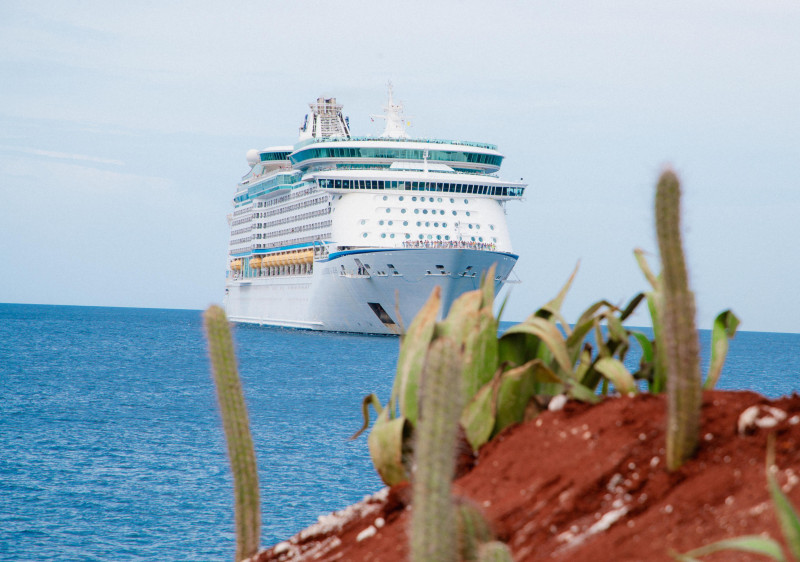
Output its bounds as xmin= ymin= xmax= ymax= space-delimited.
xmin=655 ymin=169 xmax=702 ymax=471
xmin=203 ymin=306 xmax=261 ymax=561
xmin=410 ymin=336 xmax=463 ymax=562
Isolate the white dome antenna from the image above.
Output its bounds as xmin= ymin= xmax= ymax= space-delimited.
xmin=246 ymin=149 xmax=260 ymax=167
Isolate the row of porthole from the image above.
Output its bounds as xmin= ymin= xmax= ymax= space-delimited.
xmin=382 ymin=195 xmax=470 ymax=205
xmin=372 ymin=209 xmax=473 ymax=216
xmin=362 ymin=232 xmax=494 ymax=242
xmin=372 ymin=219 xmax=494 ymax=231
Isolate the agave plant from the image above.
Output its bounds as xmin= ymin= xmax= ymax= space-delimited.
xmin=353 ymin=265 xmax=654 ymax=485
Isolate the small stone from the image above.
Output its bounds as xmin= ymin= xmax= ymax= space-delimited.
xmin=374 ymin=517 xmax=385 ymax=529
xmin=356 ymin=525 xmax=376 ymax=542
xmin=549 ymin=394 xmax=568 ymax=411
xmin=704 ymin=433 xmax=713 ymax=441
xmin=738 ymin=405 xmax=787 ymax=434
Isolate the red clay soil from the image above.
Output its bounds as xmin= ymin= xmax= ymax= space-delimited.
xmin=254 ymin=391 xmax=800 ymax=561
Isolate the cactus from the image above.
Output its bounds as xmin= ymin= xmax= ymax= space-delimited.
xmin=456 ymin=500 xmax=494 ymax=561
xmin=655 ymin=169 xmax=702 ymax=471
xmin=410 ymin=336 xmax=463 ymax=562
xmin=477 ymin=541 xmax=515 ymax=562
xmin=203 ymin=305 xmax=261 ymax=561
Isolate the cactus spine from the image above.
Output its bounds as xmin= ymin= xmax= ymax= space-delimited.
xmin=204 ymin=305 xmax=261 ymax=561
xmin=410 ymin=336 xmax=463 ymax=562
xmin=655 ymin=170 xmax=702 ymax=471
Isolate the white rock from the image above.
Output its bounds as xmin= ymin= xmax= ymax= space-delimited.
xmin=549 ymin=394 xmax=568 ymax=411
xmin=738 ymin=405 xmax=787 ymax=434
xmin=356 ymin=525 xmax=377 ymax=542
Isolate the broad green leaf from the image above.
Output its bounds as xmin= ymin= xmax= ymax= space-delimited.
xmin=704 ymin=309 xmax=740 ymax=390
xmin=480 ymin=263 xmax=497 ymax=310
xmin=634 ymin=248 xmax=661 ymax=290
xmin=606 ymin=314 xmax=629 ymax=354
xmin=593 ymin=318 xmax=610 ymax=359
xmin=460 ymin=381 xmax=496 ymax=451
xmin=566 ymin=380 xmax=601 ymax=403
xmin=674 ymin=535 xmax=786 ymax=561
xmin=631 ymin=331 xmax=654 ymax=364
xmin=497 ymin=331 xmax=532 ymax=368
xmin=566 ymin=301 xmax=611 ymax=365
xmin=460 ymin=307 xmax=499 ymax=403
xmin=368 ymin=412 xmax=411 ymax=486
xmin=396 ymin=286 xmax=441 ymax=425
xmin=574 ymin=300 xmax=614 ymax=327
xmin=494 ymin=360 xmax=550 ymax=436
xmin=437 ymin=289 xmax=482 ymax=341
xmin=594 ymin=357 xmax=636 ymax=394
xmin=767 ymin=436 xmax=800 ymax=558
xmin=574 ymin=345 xmax=593 ymax=385
xmin=502 ymin=317 xmax=572 ymax=375
xmin=350 ymin=393 xmax=384 ymax=440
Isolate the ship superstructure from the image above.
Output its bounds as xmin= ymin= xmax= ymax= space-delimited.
xmin=223 ymin=87 xmax=525 ymax=334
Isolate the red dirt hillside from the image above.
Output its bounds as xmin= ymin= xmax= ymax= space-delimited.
xmin=254 ymin=390 xmax=800 ymax=562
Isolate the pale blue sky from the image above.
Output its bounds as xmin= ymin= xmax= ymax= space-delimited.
xmin=1 ymin=1 xmax=798 ymax=332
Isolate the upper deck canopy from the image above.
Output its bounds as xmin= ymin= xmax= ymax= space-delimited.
xmin=289 ymin=138 xmax=504 ymax=174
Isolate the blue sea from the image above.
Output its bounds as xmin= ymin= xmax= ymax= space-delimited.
xmin=1 ymin=304 xmax=798 ymax=561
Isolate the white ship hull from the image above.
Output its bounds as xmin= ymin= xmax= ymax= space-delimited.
xmin=224 ymin=248 xmax=517 ymax=335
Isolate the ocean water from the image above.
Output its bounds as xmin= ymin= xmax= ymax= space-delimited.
xmin=1 ymin=303 xmax=798 ymax=560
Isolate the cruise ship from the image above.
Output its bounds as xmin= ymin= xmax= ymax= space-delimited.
xmin=223 ymin=87 xmax=525 ymax=334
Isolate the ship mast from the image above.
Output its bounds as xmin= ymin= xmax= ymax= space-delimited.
xmin=371 ymin=82 xmax=410 ymax=139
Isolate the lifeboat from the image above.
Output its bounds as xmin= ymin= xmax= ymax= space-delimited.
xmin=230 ymin=259 xmax=242 ymax=271
xmin=249 ymin=257 xmax=262 ymax=269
